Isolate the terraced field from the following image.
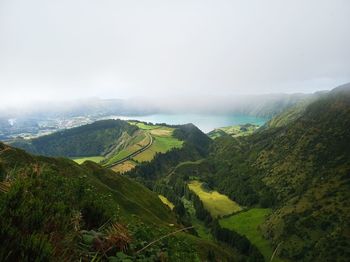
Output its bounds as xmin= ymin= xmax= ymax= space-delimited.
xmin=110 ymin=160 xmax=137 ymax=174
xmin=133 ymin=135 xmax=182 ymax=162
xmin=111 ymin=121 xmax=183 ymax=166
xmin=104 ymin=130 xmax=152 ymax=166
xmin=188 ymin=180 xmax=242 ymax=218
xmin=72 ymin=121 xmax=183 ymax=173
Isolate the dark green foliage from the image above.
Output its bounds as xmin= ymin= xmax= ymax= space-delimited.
xmin=135 ymin=85 xmax=350 ymax=261
xmin=0 ymin=142 xmax=236 ymax=261
xmin=211 ymin=220 xmax=264 ymax=261
xmin=173 ymin=123 xmax=212 ymax=155
xmin=11 ymin=119 xmax=138 ymax=157
xmin=202 ymin=86 xmax=350 ymax=260
xmin=186 ymin=188 xmax=212 ymax=225
xmin=127 ymin=143 xmax=203 ymax=184
xmin=0 ymin=166 xmax=117 ymax=261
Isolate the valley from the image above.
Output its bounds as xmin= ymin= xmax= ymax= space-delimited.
xmin=188 ymin=180 xmax=242 ymax=218
xmin=220 ymin=208 xmax=276 ymax=261
xmin=1 ymin=1 xmax=348 ymax=260
xmin=1 ymin=84 xmax=350 ymax=261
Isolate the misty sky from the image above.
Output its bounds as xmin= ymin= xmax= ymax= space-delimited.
xmin=0 ymin=0 xmax=349 ymax=106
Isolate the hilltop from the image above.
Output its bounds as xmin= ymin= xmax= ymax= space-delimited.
xmin=208 ymin=123 xmax=260 ymax=139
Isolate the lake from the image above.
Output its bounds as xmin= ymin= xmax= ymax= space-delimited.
xmin=111 ymin=114 xmax=269 ymax=133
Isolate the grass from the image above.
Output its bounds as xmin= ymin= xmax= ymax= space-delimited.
xmin=133 ymin=135 xmax=183 ymax=162
xmin=182 ymin=197 xmax=212 ymax=240
xmin=158 ymin=195 xmax=175 ymax=210
xmin=219 ymin=208 xmax=282 ymax=261
xmin=176 ymin=232 xmax=237 ymax=261
xmin=111 ymin=160 xmax=137 ymax=173
xmin=129 ymin=121 xmax=162 ymax=130
xmin=105 ymin=122 xmax=182 ymax=164
xmin=188 ymin=180 xmax=242 ymax=218
xmin=72 ymin=156 xmax=104 ymax=164
xmin=208 ymin=124 xmax=260 ymax=139
xmin=104 ymin=131 xmax=151 ymax=165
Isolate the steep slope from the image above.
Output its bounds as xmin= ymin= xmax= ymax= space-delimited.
xmin=0 ymin=142 xmax=237 ymax=261
xmin=127 ymin=123 xmax=212 ymax=183
xmin=206 ymin=84 xmax=350 ymax=261
xmin=0 ymin=142 xmax=175 ymax=225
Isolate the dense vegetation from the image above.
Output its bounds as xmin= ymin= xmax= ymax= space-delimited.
xmin=126 ymin=84 xmax=350 ymax=261
xmin=220 ymin=209 xmax=275 ymax=261
xmin=0 ymin=143 xmax=236 ymax=261
xmin=127 ymin=124 xmax=211 ymax=186
xmin=204 ymin=85 xmax=350 ymax=260
xmin=2 ymin=84 xmax=350 ymax=261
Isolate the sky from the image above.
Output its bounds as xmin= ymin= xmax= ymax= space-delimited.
xmin=0 ymin=0 xmax=349 ymax=106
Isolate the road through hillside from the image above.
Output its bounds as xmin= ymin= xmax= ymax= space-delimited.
xmin=105 ymin=131 xmax=153 ymax=169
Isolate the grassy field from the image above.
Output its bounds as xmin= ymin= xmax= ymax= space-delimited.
xmin=129 ymin=121 xmax=162 ymax=130
xmin=133 ymin=135 xmax=183 ymax=162
xmin=104 ymin=131 xmax=151 ymax=165
xmin=111 ymin=160 xmax=137 ymax=173
xmin=72 ymin=156 xmax=104 ymax=164
xmin=219 ymin=208 xmax=282 ymax=261
xmin=188 ymin=180 xmax=242 ymax=218
xmin=130 ymin=122 xmax=183 ymax=162
xmin=158 ymin=195 xmax=175 ymax=210
xmin=105 ymin=122 xmax=183 ymax=172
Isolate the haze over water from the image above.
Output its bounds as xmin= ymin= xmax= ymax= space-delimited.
xmin=113 ymin=114 xmax=268 ymax=133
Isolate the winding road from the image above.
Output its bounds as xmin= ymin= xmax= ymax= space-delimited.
xmin=105 ymin=131 xmax=153 ymax=169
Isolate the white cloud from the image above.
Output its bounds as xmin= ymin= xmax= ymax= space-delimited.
xmin=0 ymin=0 xmax=349 ymax=105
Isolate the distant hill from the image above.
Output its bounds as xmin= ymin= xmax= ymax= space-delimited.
xmin=11 ymin=119 xmax=138 ymax=157
xmin=10 ymin=119 xmax=212 ymax=173
xmin=207 ymin=123 xmax=260 ymax=139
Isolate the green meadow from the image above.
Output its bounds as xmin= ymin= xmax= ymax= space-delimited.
xmin=134 ymin=135 xmax=183 ymax=162
xmin=188 ymin=180 xmax=242 ymax=218
xmin=72 ymin=156 xmax=104 ymax=164
xmin=131 ymin=122 xmax=183 ymax=162
xmin=220 ymin=208 xmax=282 ymax=261
xmin=158 ymin=194 xmax=175 ymax=210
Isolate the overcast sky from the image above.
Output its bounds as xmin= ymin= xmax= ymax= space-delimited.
xmin=0 ymin=0 xmax=349 ymax=106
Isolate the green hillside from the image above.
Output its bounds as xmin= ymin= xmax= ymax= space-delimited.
xmin=125 ymin=85 xmax=350 ymax=261
xmin=128 ymin=121 xmax=183 ymax=163
xmin=188 ymin=180 xmax=242 ymax=218
xmin=208 ymin=123 xmax=260 ymax=139
xmin=204 ymin=85 xmax=350 ymax=261
xmin=220 ymin=209 xmax=276 ymax=261
xmin=11 ymin=119 xmax=138 ymax=157
xmin=0 ymin=142 xmax=238 ymax=261
xmin=10 ymin=120 xmax=185 ymax=173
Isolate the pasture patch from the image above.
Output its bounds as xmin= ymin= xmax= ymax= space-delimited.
xmin=188 ymin=180 xmax=242 ymax=218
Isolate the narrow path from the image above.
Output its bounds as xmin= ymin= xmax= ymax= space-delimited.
xmin=105 ymin=132 xmax=153 ymax=169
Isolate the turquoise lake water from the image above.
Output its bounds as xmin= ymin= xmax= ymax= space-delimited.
xmin=115 ymin=114 xmax=269 ymax=133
